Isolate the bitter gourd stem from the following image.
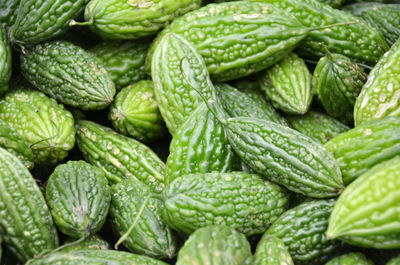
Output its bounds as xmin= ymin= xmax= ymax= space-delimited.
xmin=69 ymin=17 xmax=94 ymax=27
xmin=114 ymin=194 xmax=151 ymax=250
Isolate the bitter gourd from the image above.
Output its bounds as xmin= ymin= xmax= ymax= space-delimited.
xmin=0 ymin=147 xmax=59 ymax=262
xmin=259 ymin=53 xmax=312 ymax=114
xmin=0 ymin=88 xmax=76 ymax=165
xmin=267 ymin=199 xmax=340 ymax=265
xmin=151 ymin=33 xmax=215 ymax=135
xmin=0 ymin=0 xmax=20 ymax=27
xmin=90 ymin=40 xmax=150 ymax=91
xmin=287 ymin=111 xmax=350 ymax=144
xmin=108 ymin=80 xmax=167 ymax=143
xmin=313 ymin=51 xmax=367 ymax=124
xmin=147 ymin=1 xmax=331 ymax=81
xmin=388 ymin=255 xmax=400 ymax=265
xmin=325 ymin=252 xmax=374 ymax=265
xmin=327 ymin=156 xmax=400 ymax=249
xmin=10 ymin=0 xmax=86 ymax=44
xmin=46 ymin=161 xmax=111 ymax=238
xmin=60 ymin=235 xmax=110 ymax=252
xmin=76 ymin=120 xmax=165 ymax=193
xmin=0 ymin=119 xmax=34 ymax=169
xmin=176 ymin=225 xmax=253 ymax=265
xmin=325 ymin=116 xmax=400 ymax=184
xmin=216 ymin=83 xmax=289 ymax=126
xmin=254 ymin=235 xmax=294 ymax=265
xmin=256 ymin=0 xmax=389 ymax=66
xmin=21 ymin=41 xmax=116 ymax=111
xmin=0 ymin=27 xmax=11 ymax=96
xmin=165 ymin=103 xmax=235 ymax=184
xmin=28 ymin=249 xmax=169 ymax=265
xmin=110 ymin=178 xmax=177 ymax=259
xmin=354 ymin=37 xmax=400 ymax=125
xmin=81 ymin=0 xmax=201 ymax=39
xmin=162 ymin=172 xmax=289 ymax=236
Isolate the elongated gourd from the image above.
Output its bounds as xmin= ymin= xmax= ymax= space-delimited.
xmin=325 ymin=252 xmax=374 ymax=265
xmin=327 ymin=156 xmax=400 ymax=249
xmin=0 ymin=27 xmax=11 ymax=95
xmin=75 ymin=120 xmax=165 ymax=193
xmin=0 ymin=147 xmax=59 ymax=262
xmin=254 ymin=235 xmax=294 ymax=265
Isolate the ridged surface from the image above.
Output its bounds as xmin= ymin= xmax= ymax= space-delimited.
xmin=90 ymin=40 xmax=150 ymax=90
xmin=21 ymin=41 xmax=116 ymax=111
xmin=46 ymin=161 xmax=111 ymax=238
xmin=76 ymin=120 xmax=165 ymax=193
xmin=165 ymin=103 xmax=235 ymax=184
xmin=10 ymin=0 xmax=85 ymax=44
xmin=327 ymin=156 xmax=400 ymax=248
xmin=257 ymin=0 xmax=389 ymax=66
xmin=0 ymin=89 xmax=76 ymax=165
xmin=225 ymin=117 xmax=344 ymax=198
xmin=354 ymin=37 xmax=400 ymax=125
xmin=318 ymin=0 xmax=344 ymax=8
xmin=109 ymin=80 xmax=166 ymax=143
xmin=0 ymin=0 xmax=20 ymax=27
xmin=60 ymin=235 xmax=110 ymax=252
xmin=0 ymin=27 xmax=11 ymax=95
xmin=260 ymin=53 xmax=312 ymax=114
xmin=84 ymin=0 xmax=201 ymax=39
xmin=313 ymin=52 xmax=366 ymax=124
xmin=176 ymin=225 xmax=253 ymax=265
xmin=287 ymin=111 xmax=350 ymax=144
xmin=110 ymin=179 xmax=177 ymax=259
xmin=325 ymin=252 xmax=374 ymax=265
xmin=216 ymin=83 xmax=289 ymax=126
xmin=346 ymin=3 xmax=400 ymax=46
xmin=254 ymin=235 xmax=294 ymax=265
xmin=0 ymin=119 xmax=34 ymax=169
xmin=28 ymin=249 xmax=169 ymax=265
xmin=148 ymin=1 xmax=309 ymax=81
xmin=151 ymin=33 xmax=215 ymax=135
xmin=0 ymin=147 xmax=59 ymax=262
xmin=267 ymin=199 xmax=340 ymax=265
xmin=162 ymin=172 xmax=289 ymax=236
xmin=325 ymin=116 xmax=400 ymax=184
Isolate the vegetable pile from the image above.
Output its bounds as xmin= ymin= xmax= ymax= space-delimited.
xmin=0 ymin=0 xmax=399 ymax=264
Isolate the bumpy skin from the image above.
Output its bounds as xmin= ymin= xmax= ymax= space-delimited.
xmin=10 ymin=0 xmax=85 ymax=44
xmin=110 ymin=179 xmax=177 ymax=259
xmin=176 ymin=226 xmax=253 ymax=265
xmin=162 ymin=172 xmax=289 ymax=236
xmin=314 ymin=53 xmax=366 ymax=124
xmin=21 ymin=41 xmax=116 ymax=111
xmin=287 ymin=111 xmax=350 ymax=144
xmin=324 ymin=116 xmax=400 ymax=184
xmin=60 ymin=235 xmax=110 ymax=252
xmin=267 ymin=199 xmax=340 ymax=265
xmin=354 ymin=37 xmax=400 ymax=126
xmin=216 ymin=83 xmax=289 ymax=126
xmin=108 ymin=81 xmax=166 ymax=143
xmin=254 ymin=235 xmax=294 ymax=265
xmin=345 ymin=3 xmax=400 ymax=46
xmin=76 ymin=120 xmax=165 ymax=193
xmin=147 ymin=1 xmax=311 ymax=81
xmin=28 ymin=250 xmax=169 ymax=265
xmin=0 ymin=120 xmax=34 ymax=169
xmin=0 ymin=0 xmax=20 ymax=27
xmin=388 ymin=255 xmax=400 ymax=265
xmin=224 ymin=116 xmax=344 ymax=198
xmin=0 ymin=89 xmax=76 ymax=165
xmin=260 ymin=53 xmax=312 ymax=114
xmin=84 ymin=0 xmax=201 ymax=39
xmin=257 ymin=0 xmax=389 ymax=66
xmin=318 ymin=0 xmax=345 ymax=8
xmin=0 ymin=148 xmax=59 ymax=262
xmin=0 ymin=27 xmax=11 ymax=95
xmin=46 ymin=161 xmax=111 ymax=238
xmin=165 ymin=103 xmax=235 ymax=184
xmin=325 ymin=252 xmax=374 ymax=265
xmin=327 ymin=156 xmax=400 ymax=248
xmin=151 ymin=33 xmax=215 ymax=135
xmin=90 ymin=40 xmax=150 ymax=90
